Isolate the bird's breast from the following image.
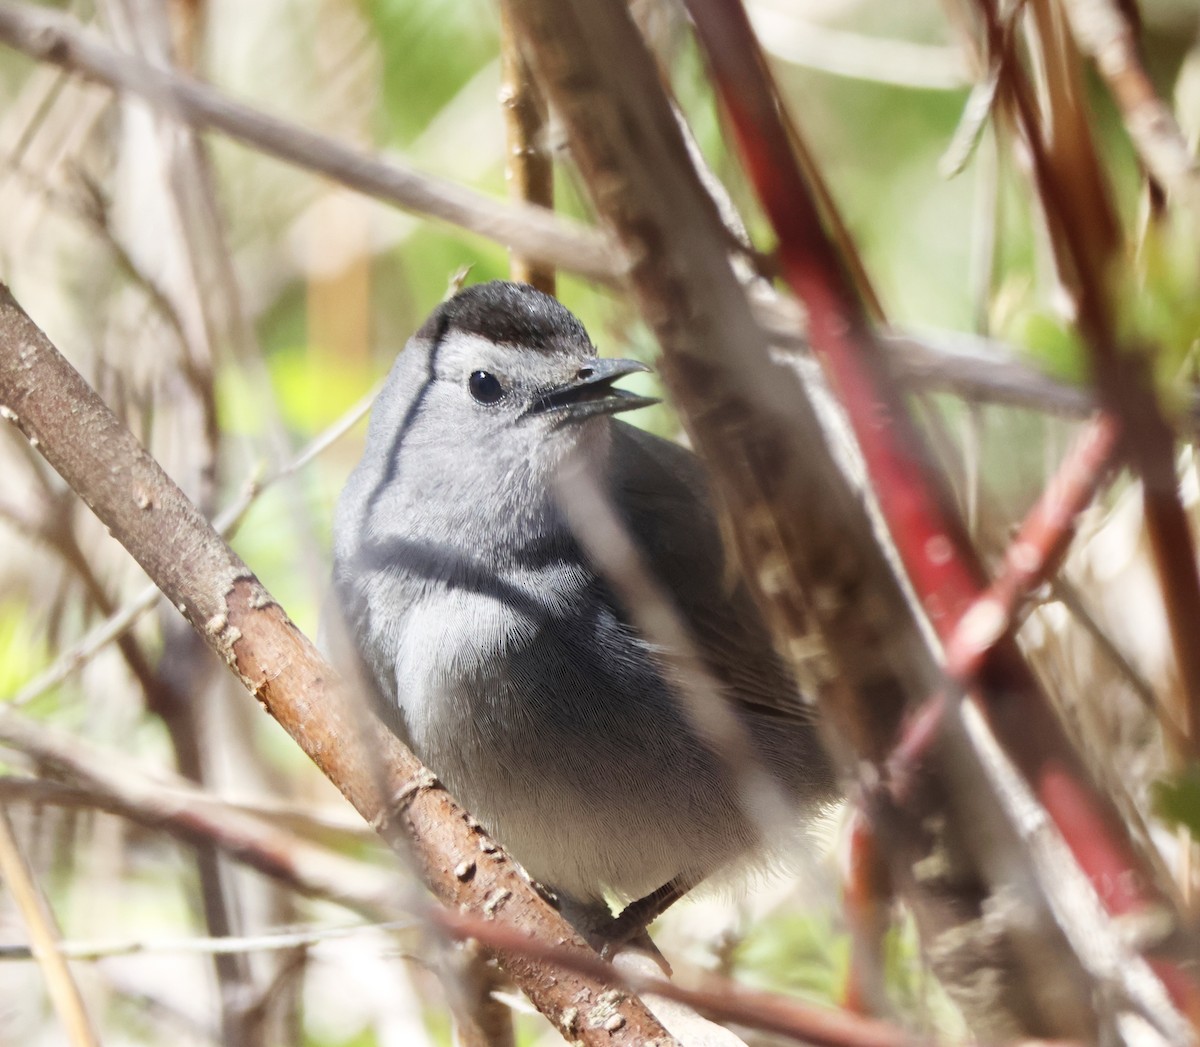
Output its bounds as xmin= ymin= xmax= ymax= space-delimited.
xmin=390 ymin=562 xmax=588 ymax=738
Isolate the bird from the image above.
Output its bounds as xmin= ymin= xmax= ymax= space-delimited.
xmin=332 ymin=280 xmax=836 ymax=933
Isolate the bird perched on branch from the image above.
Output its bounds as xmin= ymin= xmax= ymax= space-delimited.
xmin=333 ymin=280 xmax=835 ymax=933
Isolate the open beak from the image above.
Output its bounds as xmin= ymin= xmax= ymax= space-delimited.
xmin=532 ymin=358 xmax=660 ymax=420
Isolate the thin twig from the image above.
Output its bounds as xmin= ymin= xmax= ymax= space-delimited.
xmin=498 ymin=0 xmax=554 ymax=294
xmin=8 ymin=381 xmax=378 ymax=708
xmin=750 ymin=9 xmax=969 ymax=91
xmin=943 ymin=414 xmax=1122 ymax=681
xmin=0 ymin=920 xmax=415 ymax=963
xmin=0 ymin=714 xmax=401 ymax=919
xmin=0 ymin=774 xmax=377 ymax=844
xmin=0 ymin=809 xmax=99 ymax=1047
xmin=1048 ymin=576 xmax=1184 ymax=746
xmin=0 ymin=2 xmax=621 ymax=283
xmin=429 ymin=906 xmax=950 ymax=1047
xmin=1060 ymin=0 xmax=1200 ymax=205
xmin=886 ymin=413 xmax=1124 ymax=797
xmin=555 ymin=458 xmax=794 ymax=845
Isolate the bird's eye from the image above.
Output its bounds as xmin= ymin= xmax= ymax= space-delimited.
xmin=468 ymin=370 xmax=505 ymax=405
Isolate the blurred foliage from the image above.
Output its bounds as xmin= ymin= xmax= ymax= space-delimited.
xmin=366 ymin=0 xmax=500 ymax=147
xmin=0 ymin=600 xmax=49 ymax=694
xmin=734 ymin=907 xmax=849 ymax=1000
xmin=1116 ymin=219 xmax=1200 ymax=417
xmin=1154 ymin=763 xmax=1200 ymax=837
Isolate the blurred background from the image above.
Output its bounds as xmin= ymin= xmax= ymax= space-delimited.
xmin=0 ymin=0 xmax=1198 ymax=1043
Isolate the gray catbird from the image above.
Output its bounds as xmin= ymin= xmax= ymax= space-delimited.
xmin=333 ymin=280 xmax=835 ymax=928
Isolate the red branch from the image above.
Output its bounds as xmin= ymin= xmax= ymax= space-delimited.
xmin=944 ymin=413 xmax=1122 ymax=681
xmin=841 ymin=814 xmax=892 ymax=1017
xmin=682 ymin=0 xmax=1197 ymax=1013
xmin=887 ymin=413 xmax=1122 ymax=800
xmin=429 ymin=906 xmax=935 ymax=1047
xmin=979 ymin=0 xmax=1200 ymax=751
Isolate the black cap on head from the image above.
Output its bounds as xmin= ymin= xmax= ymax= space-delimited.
xmin=417 ymin=281 xmax=592 ymax=353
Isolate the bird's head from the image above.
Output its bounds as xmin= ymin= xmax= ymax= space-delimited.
xmin=387 ymin=281 xmax=656 ymax=463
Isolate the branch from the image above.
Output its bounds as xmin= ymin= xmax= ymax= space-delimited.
xmin=499 ymin=0 xmax=555 ymax=294
xmin=0 ymin=2 xmax=620 ymax=284
xmin=504 ymin=0 xmax=1076 ymax=1036
xmin=0 ymin=284 xmax=677 ymax=1046
xmin=0 ymin=919 xmax=415 ymax=963
xmin=886 ymin=413 xmax=1123 ymax=799
xmin=0 ymin=716 xmax=398 ymax=919
xmin=1061 ymin=0 xmax=1200 ymax=205
xmin=0 ymin=810 xmax=98 ymax=1047
xmin=430 ymin=908 xmax=940 ymax=1047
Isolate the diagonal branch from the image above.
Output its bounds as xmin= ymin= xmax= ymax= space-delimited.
xmin=0 ymin=2 xmax=620 ymax=283
xmin=686 ymin=0 xmax=1191 ymax=967
xmin=0 ymin=283 xmax=677 ymax=1046
xmin=0 ymin=710 xmax=400 ymax=919
xmin=504 ymin=0 xmax=1094 ymax=1037
xmin=1060 ymin=0 xmax=1200 ymax=206
xmin=0 ymin=809 xmax=99 ymax=1047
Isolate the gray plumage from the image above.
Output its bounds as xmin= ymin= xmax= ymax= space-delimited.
xmin=333 ymin=281 xmax=835 ymax=915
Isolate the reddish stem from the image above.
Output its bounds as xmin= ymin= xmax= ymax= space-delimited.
xmin=979 ymin=0 xmax=1200 ymax=756
xmin=842 ymin=814 xmax=893 ymax=1017
xmin=430 ymin=905 xmax=934 ymax=1047
xmin=683 ymin=0 xmax=1197 ymax=1012
xmin=943 ymin=413 xmax=1122 ymax=682
xmin=887 ymin=413 xmax=1122 ymax=799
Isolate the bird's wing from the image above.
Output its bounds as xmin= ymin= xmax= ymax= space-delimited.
xmin=608 ymin=421 xmax=817 ymax=724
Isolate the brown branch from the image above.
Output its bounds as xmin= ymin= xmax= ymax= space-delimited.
xmin=1022 ymin=0 xmax=1123 ymax=276
xmin=841 ymin=816 xmax=892 ymax=1017
xmin=429 ymin=907 xmax=933 ymax=1047
xmin=0 ymin=2 xmax=620 ymax=284
xmin=498 ymin=0 xmax=555 ymax=295
xmin=504 ymin=0 xmax=1096 ymax=1037
xmin=0 ymin=712 xmax=399 ymax=919
xmin=0 ymin=773 xmax=378 ymax=847
xmin=0 ymin=284 xmax=678 ymax=1045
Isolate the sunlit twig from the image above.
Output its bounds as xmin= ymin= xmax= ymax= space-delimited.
xmin=0 ymin=809 xmax=99 ymax=1047
xmin=9 ymin=381 xmax=378 ymax=708
xmin=0 ymin=2 xmax=621 ymax=282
